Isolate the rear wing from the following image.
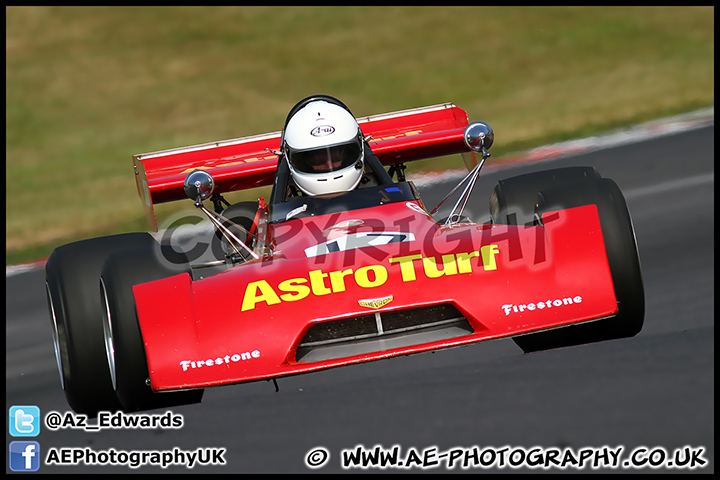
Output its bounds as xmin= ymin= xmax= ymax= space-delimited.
xmin=133 ymin=102 xmax=475 ymax=230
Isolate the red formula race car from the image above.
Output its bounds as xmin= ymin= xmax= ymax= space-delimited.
xmin=46 ymin=95 xmax=644 ymax=415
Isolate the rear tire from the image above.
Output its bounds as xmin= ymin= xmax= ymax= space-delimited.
xmin=100 ymin=243 xmax=204 ymax=412
xmin=45 ymin=233 xmax=157 ymax=416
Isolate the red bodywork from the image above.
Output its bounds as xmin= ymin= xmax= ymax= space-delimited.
xmin=130 ymin=103 xmax=618 ymax=392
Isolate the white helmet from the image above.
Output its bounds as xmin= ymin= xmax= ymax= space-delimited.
xmin=283 ymin=100 xmax=364 ymax=196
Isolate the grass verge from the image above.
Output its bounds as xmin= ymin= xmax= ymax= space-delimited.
xmin=6 ymin=6 xmax=714 ymax=265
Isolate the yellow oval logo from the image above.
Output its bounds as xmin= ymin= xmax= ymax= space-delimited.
xmin=358 ymin=295 xmax=393 ymax=309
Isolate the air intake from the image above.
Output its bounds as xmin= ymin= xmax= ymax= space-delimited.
xmin=295 ymin=304 xmax=473 ymax=363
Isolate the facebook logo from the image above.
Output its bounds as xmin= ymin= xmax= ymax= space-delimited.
xmin=9 ymin=441 xmax=41 ymax=472
xmin=9 ymin=405 xmax=40 ymax=437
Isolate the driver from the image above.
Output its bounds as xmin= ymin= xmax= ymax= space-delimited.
xmin=282 ymin=98 xmax=365 ymax=196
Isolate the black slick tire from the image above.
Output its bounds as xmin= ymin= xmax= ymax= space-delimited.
xmin=513 ymin=177 xmax=645 ymax=352
xmin=490 ymin=166 xmax=601 ymax=225
xmin=45 ymin=233 xmax=157 ymax=416
xmin=100 ymin=243 xmax=204 ymax=412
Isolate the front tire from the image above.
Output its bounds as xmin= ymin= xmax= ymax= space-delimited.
xmin=489 ymin=170 xmax=644 ymax=353
xmin=100 ymin=243 xmax=204 ymax=412
xmin=525 ymin=178 xmax=644 ymax=349
xmin=45 ymin=233 xmax=157 ymax=415
xmin=490 ymin=166 xmax=601 ymax=225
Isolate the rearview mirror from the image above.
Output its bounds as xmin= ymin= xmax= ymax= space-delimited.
xmin=463 ymin=121 xmax=494 ymax=152
xmin=183 ymin=170 xmax=215 ymax=206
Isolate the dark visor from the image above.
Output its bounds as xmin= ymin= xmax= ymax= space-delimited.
xmin=288 ymin=139 xmax=362 ymax=174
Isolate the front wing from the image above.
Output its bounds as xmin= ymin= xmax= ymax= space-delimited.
xmin=133 ymin=204 xmax=617 ymax=391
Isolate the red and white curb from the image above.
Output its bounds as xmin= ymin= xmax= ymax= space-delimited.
xmin=412 ymin=106 xmax=714 ymax=187
xmin=6 ymin=258 xmax=49 ymax=278
xmin=6 ymin=107 xmax=713 ymax=278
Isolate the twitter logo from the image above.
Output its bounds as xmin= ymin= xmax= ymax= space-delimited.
xmin=9 ymin=406 xmax=40 ymax=437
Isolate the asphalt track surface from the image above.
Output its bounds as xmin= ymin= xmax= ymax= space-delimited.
xmin=6 ymin=125 xmax=714 ymax=473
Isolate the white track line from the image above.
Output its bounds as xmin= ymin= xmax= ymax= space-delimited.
xmin=623 ymin=172 xmax=714 ymax=200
